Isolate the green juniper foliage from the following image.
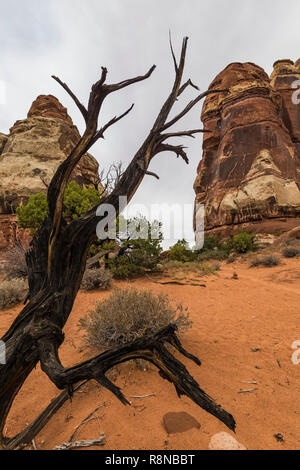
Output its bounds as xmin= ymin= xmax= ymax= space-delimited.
xmin=16 ymin=193 xmax=49 ymax=236
xmin=108 ymin=215 xmax=163 ymax=278
xmin=230 ymin=231 xmax=255 ymax=254
xmin=16 ymin=181 xmax=101 ymax=235
xmin=168 ymin=239 xmax=196 ymax=262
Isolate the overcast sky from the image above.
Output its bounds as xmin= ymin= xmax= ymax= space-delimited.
xmin=1 ymin=0 xmax=300 ymax=247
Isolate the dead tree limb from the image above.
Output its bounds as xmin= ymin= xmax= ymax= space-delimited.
xmin=0 ymin=37 xmax=232 ymax=450
xmin=54 ymin=435 xmax=105 ymax=450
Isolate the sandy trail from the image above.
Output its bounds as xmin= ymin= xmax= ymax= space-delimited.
xmin=1 ymin=259 xmax=300 ymax=450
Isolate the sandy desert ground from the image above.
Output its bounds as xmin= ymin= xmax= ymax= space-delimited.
xmin=1 ymin=259 xmax=300 ymax=450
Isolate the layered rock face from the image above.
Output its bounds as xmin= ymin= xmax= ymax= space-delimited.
xmin=194 ymin=60 xmax=300 ymax=237
xmin=0 ymin=95 xmax=100 ymax=251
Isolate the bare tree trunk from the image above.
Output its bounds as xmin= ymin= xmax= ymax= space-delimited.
xmin=0 ymin=37 xmax=234 ymax=450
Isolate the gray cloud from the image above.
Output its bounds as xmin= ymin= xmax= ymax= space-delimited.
xmin=1 ymin=0 xmax=300 ymax=246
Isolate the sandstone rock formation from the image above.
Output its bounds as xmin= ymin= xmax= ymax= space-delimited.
xmin=194 ymin=60 xmax=300 ymax=237
xmin=0 ymin=95 xmax=100 ymax=251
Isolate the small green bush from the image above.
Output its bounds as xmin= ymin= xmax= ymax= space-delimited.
xmin=196 ymin=232 xmax=255 ymax=261
xmin=80 ymin=268 xmax=112 ymax=291
xmin=16 ymin=193 xmax=48 ymax=235
xmin=62 ymin=181 xmax=101 ymax=220
xmin=79 ymin=287 xmax=192 ymax=351
xmin=0 ymin=279 xmax=28 ymax=309
xmin=16 ymin=181 xmax=101 ymax=235
xmin=230 ymin=232 xmax=255 ymax=254
xmin=168 ymin=239 xmax=196 ymax=262
xmin=108 ymin=255 xmax=143 ymax=279
xmin=250 ymin=255 xmax=280 ymax=268
xmin=282 ymin=246 xmax=300 ymax=258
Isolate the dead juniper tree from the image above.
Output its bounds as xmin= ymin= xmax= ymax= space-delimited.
xmin=0 ymin=37 xmax=234 ymax=450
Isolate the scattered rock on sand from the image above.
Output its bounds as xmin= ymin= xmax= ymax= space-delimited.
xmin=163 ymin=412 xmax=200 ymax=434
xmin=208 ymin=432 xmax=247 ymax=450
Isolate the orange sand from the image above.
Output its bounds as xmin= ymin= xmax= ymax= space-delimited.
xmin=1 ymin=259 xmax=300 ymax=450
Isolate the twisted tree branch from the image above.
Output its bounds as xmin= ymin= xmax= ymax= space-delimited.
xmin=38 ymin=324 xmax=235 ymax=431
xmin=0 ymin=36 xmax=236 ymax=451
xmin=162 ymin=89 xmax=228 ymax=131
xmin=51 ymin=76 xmax=88 ymax=123
xmin=88 ymin=103 xmax=134 ymax=147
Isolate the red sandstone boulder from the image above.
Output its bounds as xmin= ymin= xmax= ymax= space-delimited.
xmin=27 ymin=95 xmax=73 ymax=124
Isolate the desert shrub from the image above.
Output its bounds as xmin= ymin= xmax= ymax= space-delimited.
xmin=4 ymin=245 xmax=28 ymax=280
xmin=80 ymin=268 xmax=112 ymax=291
xmin=197 ymin=248 xmax=229 ymax=261
xmin=196 ymin=232 xmax=255 ymax=261
xmin=226 ymin=253 xmax=237 ymax=264
xmin=284 ymin=237 xmax=298 ymax=246
xmin=168 ymin=239 xmax=196 ymax=262
xmin=108 ymin=216 xmax=163 ymax=279
xmin=250 ymin=257 xmax=261 ymax=268
xmin=0 ymin=278 xmax=28 ymax=309
xmin=16 ymin=181 xmax=101 ymax=235
xmin=202 ymin=235 xmax=222 ymax=251
xmin=163 ymin=260 xmax=217 ymax=277
xmin=62 ymin=181 xmax=101 ymax=220
xmin=230 ymin=231 xmax=255 ymax=254
xmin=211 ymin=261 xmax=221 ymax=271
xmin=260 ymin=255 xmax=280 ymax=267
xmin=16 ymin=193 xmax=48 ymax=235
xmin=282 ymin=246 xmax=300 ymax=258
xmin=108 ymin=256 xmax=141 ymax=279
xmin=250 ymin=255 xmax=280 ymax=268
xmin=79 ymin=287 xmax=192 ymax=351
xmin=198 ymin=262 xmax=218 ymax=276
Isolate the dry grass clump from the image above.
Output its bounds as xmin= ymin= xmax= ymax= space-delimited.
xmin=0 ymin=278 xmax=28 ymax=309
xmin=80 ymin=267 xmax=112 ymax=291
xmin=250 ymin=255 xmax=280 ymax=268
xmin=79 ymin=287 xmax=192 ymax=351
xmin=210 ymin=261 xmax=221 ymax=271
xmin=4 ymin=245 xmax=28 ymax=280
xmin=164 ymin=260 xmax=217 ymax=276
xmin=282 ymin=246 xmax=300 ymax=258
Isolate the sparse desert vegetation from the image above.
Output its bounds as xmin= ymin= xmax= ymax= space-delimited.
xmin=250 ymin=255 xmax=281 ymax=268
xmin=0 ymin=278 xmax=28 ymax=309
xmin=1 ymin=255 xmax=300 ymax=450
xmin=79 ymin=287 xmax=191 ymax=351
xmin=80 ymin=267 xmax=113 ymax=291
xmin=282 ymin=246 xmax=300 ymax=258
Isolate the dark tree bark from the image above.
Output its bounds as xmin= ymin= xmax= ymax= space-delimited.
xmin=0 ymin=37 xmax=233 ymax=450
